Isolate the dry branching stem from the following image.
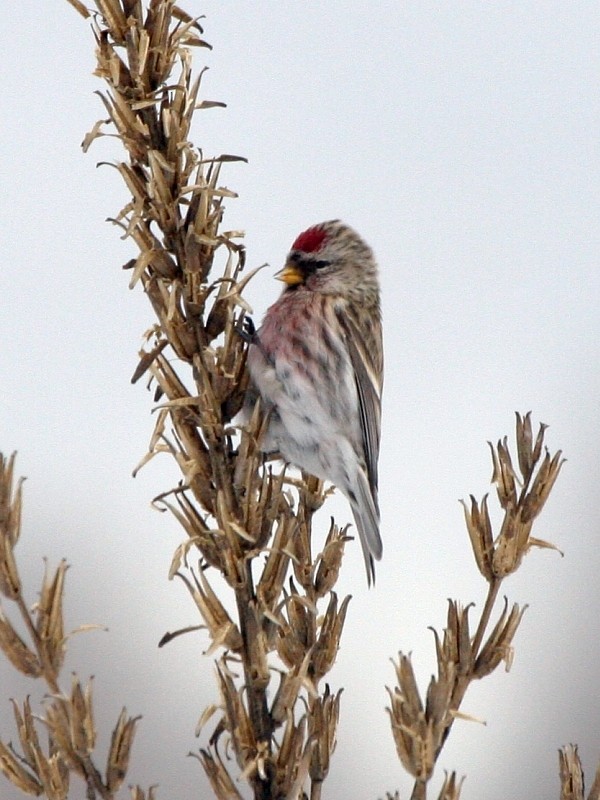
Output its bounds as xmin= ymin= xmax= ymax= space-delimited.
xmin=0 ymin=454 xmax=142 ymax=799
xmin=62 ymin=2 xmax=350 ymax=798
xmin=387 ymin=413 xmax=567 ymax=799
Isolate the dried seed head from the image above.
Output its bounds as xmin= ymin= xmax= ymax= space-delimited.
xmin=106 ymin=709 xmax=141 ymax=793
xmin=0 ymin=535 xmax=21 ymax=599
xmin=270 ymin=668 xmax=307 ymax=727
xmin=214 ymin=660 xmax=259 ymax=775
xmin=310 ymin=593 xmax=350 ymax=683
xmin=489 ymin=438 xmax=519 ymax=510
xmin=465 ymin=417 xmax=564 ymax=579
xmin=490 ymin=511 xmax=533 ymax=577
xmin=258 ymin=516 xmax=295 ymax=614
xmin=12 ymin=697 xmax=47 ymax=782
xmin=308 ymin=685 xmax=342 ymax=784
xmin=314 ymin=521 xmax=349 ymax=598
xmin=273 ymin=712 xmax=311 ymax=798
xmin=521 ymin=448 xmax=565 ymax=523
xmin=0 ymin=453 xmax=24 ymax=599
xmin=433 ymin=601 xmax=473 ymax=677
xmin=177 ymin=567 xmax=243 ymax=652
xmin=0 ymin=739 xmax=44 ymax=795
xmin=558 ymin=744 xmax=584 ymax=800
xmin=197 ymin=748 xmax=244 ymax=800
xmin=474 ymin=598 xmax=527 ymax=678
xmin=386 ymin=654 xmax=434 ymax=780
xmin=0 ymin=609 xmax=42 ymax=677
xmin=460 ymin=495 xmax=493 ymax=581
xmin=276 ymin=590 xmax=314 ymax=670
xmin=437 ymin=771 xmax=465 ymax=800
xmin=35 ymin=560 xmax=68 ymax=676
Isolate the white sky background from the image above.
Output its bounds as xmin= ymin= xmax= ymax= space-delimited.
xmin=1 ymin=2 xmax=600 ymax=799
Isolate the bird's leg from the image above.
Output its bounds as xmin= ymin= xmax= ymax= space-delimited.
xmin=236 ymin=316 xmax=274 ymax=365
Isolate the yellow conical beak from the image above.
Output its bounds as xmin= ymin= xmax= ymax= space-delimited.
xmin=275 ymin=262 xmax=304 ymax=286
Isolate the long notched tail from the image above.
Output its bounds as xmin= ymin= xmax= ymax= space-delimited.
xmin=351 ymin=469 xmax=383 ymax=586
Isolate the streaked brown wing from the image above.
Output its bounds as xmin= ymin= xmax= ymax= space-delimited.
xmin=336 ymin=307 xmax=383 ymax=495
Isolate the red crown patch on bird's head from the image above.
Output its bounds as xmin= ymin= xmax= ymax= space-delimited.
xmin=291 ymin=225 xmax=328 ymax=254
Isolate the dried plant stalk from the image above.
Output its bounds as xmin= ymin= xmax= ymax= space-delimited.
xmin=0 ymin=453 xmax=146 ymax=799
xmin=65 ymin=2 xmax=350 ymax=798
xmin=386 ymin=414 xmax=572 ymax=798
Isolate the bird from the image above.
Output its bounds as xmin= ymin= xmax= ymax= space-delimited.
xmin=243 ymin=220 xmax=383 ymax=584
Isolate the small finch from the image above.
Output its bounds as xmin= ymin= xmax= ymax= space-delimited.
xmin=244 ymin=220 xmax=383 ymax=584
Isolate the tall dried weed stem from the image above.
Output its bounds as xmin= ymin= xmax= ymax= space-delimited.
xmin=0 ymin=2 xmax=597 ymax=799
xmin=0 ymin=453 xmax=140 ymax=799
xmin=63 ymin=1 xmax=345 ymax=798
xmin=386 ymin=412 xmax=573 ymax=800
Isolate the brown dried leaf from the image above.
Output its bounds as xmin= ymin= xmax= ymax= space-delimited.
xmin=65 ymin=0 xmax=90 ymax=19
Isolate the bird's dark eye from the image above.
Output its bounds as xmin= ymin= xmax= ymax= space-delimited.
xmin=289 ymin=251 xmax=331 ymax=273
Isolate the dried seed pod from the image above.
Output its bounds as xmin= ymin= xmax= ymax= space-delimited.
xmin=308 ymin=685 xmax=342 ymax=784
xmin=386 ymin=654 xmax=433 ymax=780
xmin=177 ymin=569 xmax=242 ymax=654
xmin=197 ymin=748 xmax=243 ymax=800
xmin=0 ymin=738 xmax=44 ymax=796
xmin=437 ymin=771 xmax=465 ymax=800
xmin=314 ymin=521 xmax=349 ymax=599
xmin=489 ymin=437 xmax=518 ymax=510
xmin=474 ymin=599 xmax=527 ymax=678
xmin=558 ymin=744 xmax=584 ymax=800
xmin=0 ymin=610 xmax=41 ymax=676
xmin=433 ymin=601 xmax=473 ymax=677
xmin=460 ymin=495 xmax=493 ymax=582
xmin=106 ymin=709 xmax=141 ymax=793
xmin=311 ymin=594 xmax=350 ymax=683
xmin=0 ymin=453 xmax=23 ymax=599
xmin=35 ymin=560 xmax=68 ymax=676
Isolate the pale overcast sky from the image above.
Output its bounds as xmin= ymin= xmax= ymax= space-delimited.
xmin=1 ymin=3 xmax=600 ymax=799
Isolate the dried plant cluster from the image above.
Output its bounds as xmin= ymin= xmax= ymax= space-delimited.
xmin=0 ymin=453 xmax=140 ymax=799
xmin=0 ymin=1 xmax=596 ymax=799
xmin=386 ymin=413 xmax=571 ymax=800
xmin=66 ymin=1 xmax=348 ymax=799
